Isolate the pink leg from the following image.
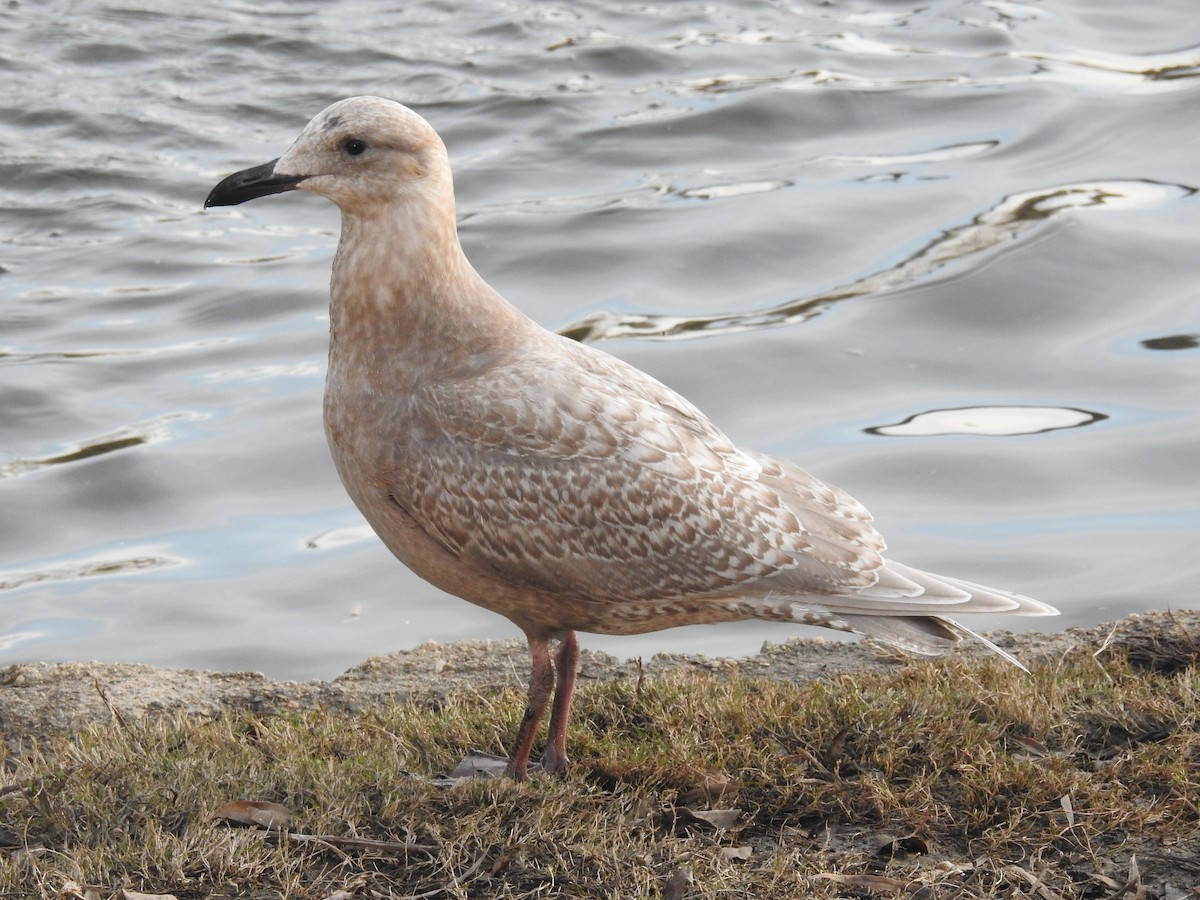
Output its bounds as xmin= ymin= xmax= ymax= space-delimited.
xmin=506 ymin=636 xmax=554 ymax=781
xmin=540 ymin=631 xmax=580 ymax=774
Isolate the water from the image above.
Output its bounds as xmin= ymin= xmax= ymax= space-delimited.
xmin=1 ymin=0 xmax=1197 ymax=680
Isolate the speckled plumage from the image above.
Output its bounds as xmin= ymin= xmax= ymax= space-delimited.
xmin=206 ymin=96 xmax=1058 ymax=780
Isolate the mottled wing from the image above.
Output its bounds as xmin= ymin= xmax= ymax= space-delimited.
xmin=391 ymin=341 xmax=886 ymax=604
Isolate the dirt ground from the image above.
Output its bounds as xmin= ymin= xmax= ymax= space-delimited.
xmin=2 ymin=611 xmax=1198 ymax=898
xmin=3 ymin=611 xmax=1193 ymax=743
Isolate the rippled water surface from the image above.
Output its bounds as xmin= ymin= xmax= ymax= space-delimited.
xmin=2 ymin=0 xmax=1198 ymax=678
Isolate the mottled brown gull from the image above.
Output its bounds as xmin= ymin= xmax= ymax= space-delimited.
xmin=205 ymin=96 xmax=1058 ymax=781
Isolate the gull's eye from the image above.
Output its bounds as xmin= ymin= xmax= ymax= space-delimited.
xmin=342 ymin=138 xmax=368 ymax=157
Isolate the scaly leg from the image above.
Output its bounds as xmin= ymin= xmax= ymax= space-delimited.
xmin=506 ymin=635 xmax=555 ymax=781
xmin=540 ymin=630 xmax=580 ymax=774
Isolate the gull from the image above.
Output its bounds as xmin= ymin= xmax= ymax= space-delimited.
xmin=205 ymin=96 xmax=1058 ymax=781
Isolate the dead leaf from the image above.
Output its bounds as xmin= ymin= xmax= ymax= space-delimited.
xmin=1059 ymin=794 xmax=1075 ymax=827
xmin=433 ymin=750 xmax=510 ymax=784
xmin=816 ymin=873 xmax=908 ymax=893
xmin=1107 ymin=854 xmax=1146 ymax=900
xmin=676 ymin=807 xmax=742 ymax=830
xmin=59 ymin=883 xmax=102 ymax=900
xmin=932 ymin=859 xmax=975 ymax=876
xmin=875 ymin=832 xmax=929 ymax=857
xmin=662 ymin=866 xmax=693 ymax=900
xmin=1004 ymin=864 xmax=1069 ymax=900
xmin=677 ymin=775 xmax=737 ymax=807
xmin=1011 ymin=735 xmax=1051 ymax=757
xmin=719 ymin=845 xmax=753 ymax=862
xmin=286 ymin=832 xmax=435 ymax=855
xmin=489 ymin=852 xmax=512 ymax=877
xmin=212 ymin=799 xmax=293 ymax=831
xmin=825 ymin=724 xmax=853 ymax=769
xmin=116 ymin=890 xmax=180 ymax=900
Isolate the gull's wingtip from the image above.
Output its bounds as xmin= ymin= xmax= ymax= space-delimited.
xmin=946 ymin=619 xmax=1033 ymax=672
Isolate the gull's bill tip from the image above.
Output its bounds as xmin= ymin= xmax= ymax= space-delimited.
xmin=204 ymin=158 xmax=305 ymax=208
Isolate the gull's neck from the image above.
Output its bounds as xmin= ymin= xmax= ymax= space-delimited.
xmin=327 ymin=190 xmax=535 ymax=388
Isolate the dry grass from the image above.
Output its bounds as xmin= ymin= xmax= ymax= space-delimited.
xmin=2 ymin=638 xmax=1199 ymax=899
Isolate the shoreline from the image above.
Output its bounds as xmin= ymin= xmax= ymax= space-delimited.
xmin=2 ymin=609 xmax=1197 ymax=898
xmin=3 ymin=610 xmax=1193 ymax=742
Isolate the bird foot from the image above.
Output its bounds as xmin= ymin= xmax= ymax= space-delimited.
xmin=538 ymin=747 xmax=569 ymax=775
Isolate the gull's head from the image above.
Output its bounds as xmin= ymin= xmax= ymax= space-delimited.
xmin=204 ymin=96 xmax=451 ymax=216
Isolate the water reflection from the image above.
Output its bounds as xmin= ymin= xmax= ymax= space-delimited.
xmin=0 ymin=413 xmax=203 ymax=481
xmin=867 ymin=406 xmax=1108 ymax=438
xmin=668 ymin=43 xmax=1200 ymax=96
xmin=561 ymin=179 xmax=1195 ymax=344
xmin=0 ymin=552 xmax=182 ymax=593
xmin=1141 ymin=334 xmax=1198 ymax=351
xmin=304 ymin=525 xmax=377 ymax=551
xmin=820 ymin=141 xmax=998 ymax=167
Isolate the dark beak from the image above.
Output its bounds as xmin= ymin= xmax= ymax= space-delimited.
xmin=204 ymin=159 xmax=307 ymax=208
